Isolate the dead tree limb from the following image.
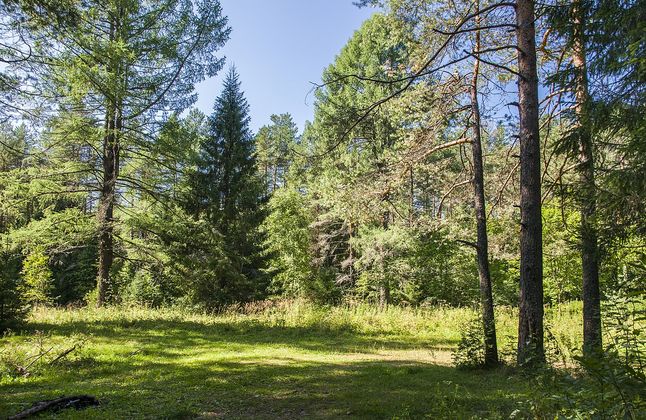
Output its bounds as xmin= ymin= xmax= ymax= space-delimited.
xmin=9 ymin=396 xmax=99 ymax=419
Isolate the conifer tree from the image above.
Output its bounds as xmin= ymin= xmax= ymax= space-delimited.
xmin=40 ymin=0 xmax=230 ymax=306
xmin=255 ymin=113 xmax=298 ymax=195
xmin=188 ymin=67 xmax=266 ymax=303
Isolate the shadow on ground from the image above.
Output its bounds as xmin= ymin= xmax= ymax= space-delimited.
xmin=2 ymin=317 xmax=529 ymax=419
xmin=25 ymin=317 xmax=457 ymax=353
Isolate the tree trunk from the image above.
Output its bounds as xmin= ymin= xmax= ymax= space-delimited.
xmin=470 ymin=12 xmax=499 ymax=366
xmin=96 ymin=107 xmax=116 ymax=307
xmin=96 ymin=13 xmax=123 ymax=308
xmin=572 ymin=0 xmax=601 ymax=356
xmin=516 ymin=0 xmax=544 ymax=365
xmin=379 ymin=281 xmax=390 ymax=310
xmin=409 ymin=167 xmax=414 ymax=226
xmin=379 ymin=211 xmax=390 ymax=309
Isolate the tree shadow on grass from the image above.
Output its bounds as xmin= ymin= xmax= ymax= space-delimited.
xmin=1 ymin=316 xmax=530 ymax=418
xmin=23 ymin=317 xmax=458 ymax=355
xmin=1 ymin=355 xmax=530 ymax=419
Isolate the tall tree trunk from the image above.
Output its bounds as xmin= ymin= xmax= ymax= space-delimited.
xmin=516 ymin=0 xmax=544 ymax=365
xmin=96 ymin=12 xmax=123 ymax=308
xmin=572 ymin=0 xmax=601 ymax=356
xmin=97 ymin=106 xmax=116 ymax=307
xmin=379 ymin=209 xmax=390 ymax=309
xmin=409 ymin=167 xmax=415 ymax=227
xmin=470 ymin=11 xmax=499 ymax=366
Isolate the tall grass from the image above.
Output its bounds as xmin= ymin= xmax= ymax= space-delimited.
xmin=1 ymin=300 xmax=589 ymax=418
xmin=25 ymin=299 xmax=584 ymax=361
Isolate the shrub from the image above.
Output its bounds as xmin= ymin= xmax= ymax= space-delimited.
xmin=452 ymin=314 xmax=486 ymax=369
xmin=19 ymin=248 xmax=54 ymax=306
xmin=0 ymin=252 xmax=27 ymax=331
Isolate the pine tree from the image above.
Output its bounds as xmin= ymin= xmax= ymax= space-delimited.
xmin=515 ymin=0 xmax=545 ymax=366
xmin=255 ymin=113 xmax=298 ymax=195
xmin=188 ymin=67 xmax=266 ymax=303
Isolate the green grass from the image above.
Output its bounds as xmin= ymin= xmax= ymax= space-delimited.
xmin=0 ymin=301 xmax=583 ymax=419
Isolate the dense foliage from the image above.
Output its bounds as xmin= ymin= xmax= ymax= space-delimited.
xmin=0 ymin=0 xmax=644 ymax=416
xmin=0 ymin=0 xmax=643 ymax=396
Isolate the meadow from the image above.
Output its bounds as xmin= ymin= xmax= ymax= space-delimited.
xmin=1 ymin=301 xmax=583 ymax=419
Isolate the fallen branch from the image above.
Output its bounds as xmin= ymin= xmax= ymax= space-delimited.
xmin=9 ymin=395 xmax=99 ymax=419
xmin=21 ymin=347 xmax=54 ymax=374
xmin=49 ymin=345 xmax=78 ymax=365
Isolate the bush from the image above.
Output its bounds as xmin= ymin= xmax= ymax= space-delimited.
xmin=120 ymin=203 xmax=258 ymax=310
xmin=353 ymin=224 xmax=479 ymax=307
xmin=19 ymin=248 xmax=54 ymax=306
xmin=3 ymin=208 xmax=98 ymax=305
xmin=0 ymin=252 xmax=27 ymax=331
xmin=452 ymin=315 xmax=486 ymax=369
xmin=122 ymin=269 xmax=164 ymax=307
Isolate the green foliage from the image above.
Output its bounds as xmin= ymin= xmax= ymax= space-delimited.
xmin=452 ymin=315 xmax=486 ymax=369
xmin=120 ymin=269 xmax=164 ymax=308
xmin=0 ymin=252 xmax=26 ymax=331
xmin=353 ymin=225 xmax=417 ymax=304
xmin=119 ymin=203 xmax=244 ymax=309
xmin=19 ymin=248 xmax=54 ymax=306
xmin=185 ymin=68 xmax=267 ymax=305
xmin=255 ymin=113 xmax=299 ymax=193
xmin=261 ymin=188 xmax=328 ymax=300
xmin=542 ymin=206 xmax=582 ymax=304
xmin=517 ymin=277 xmax=645 ymax=418
xmin=4 ymin=208 xmax=98 ymax=304
xmin=351 ymin=224 xmax=479 ymax=306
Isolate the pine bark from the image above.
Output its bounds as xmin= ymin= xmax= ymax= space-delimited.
xmin=97 ymin=105 xmax=117 ymax=307
xmin=96 ymin=14 xmax=123 ymax=307
xmin=470 ymin=15 xmax=499 ymax=366
xmin=572 ymin=1 xmax=601 ymax=355
xmin=516 ymin=0 xmax=544 ymax=364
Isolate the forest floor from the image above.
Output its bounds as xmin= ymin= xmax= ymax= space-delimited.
xmin=0 ymin=301 xmax=582 ymax=419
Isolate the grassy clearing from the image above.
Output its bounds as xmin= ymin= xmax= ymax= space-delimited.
xmin=1 ymin=301 xmax=582 ymax=419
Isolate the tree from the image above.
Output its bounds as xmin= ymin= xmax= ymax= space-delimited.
xmin=187 ymin=67 xmax=266 ymax=304
xmin=516 ymin=0 xmax=544 ymax=365
xmin=547 ymin=0 xmax=601 ymax=355
xmin=352 ymin=0 xmax=513 ymax=360
xmin=255 ymin=113 xmax=298 ymax=195
xmin=469 ymin=1 xmax=498 ymax=366
xmin=261 ymin=187 xmax=319 ymax=298
xmin=308 ymin=13 xmax=409 ymax=303
xmin=542 ymin=0 xmax=645 ymax=357
xmin=571 ymin=0 xmax=601 ymax=357
xmin=35 ymin=0 xmax=230 ymax=305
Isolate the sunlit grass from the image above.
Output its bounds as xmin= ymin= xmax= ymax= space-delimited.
xmin=0 ymin=301 xmax=583 ymax=418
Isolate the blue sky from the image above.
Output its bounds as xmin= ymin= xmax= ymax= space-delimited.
xmin=194 ymin=0 xmax=376 ymax=134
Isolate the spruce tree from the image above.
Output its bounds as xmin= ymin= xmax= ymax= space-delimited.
xmin=189 ymin=67 xmax=266 ymax=303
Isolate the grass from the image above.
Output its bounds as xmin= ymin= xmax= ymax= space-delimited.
xmin=0 ymin=301 xmax=583 ymax=419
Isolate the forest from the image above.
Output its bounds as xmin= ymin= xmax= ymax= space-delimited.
xmin=0 ymin=0 xmax=644 ymax=418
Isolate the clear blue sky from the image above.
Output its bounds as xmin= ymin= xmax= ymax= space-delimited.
xmin=194 ymin=0 xmax=376 ymax=134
